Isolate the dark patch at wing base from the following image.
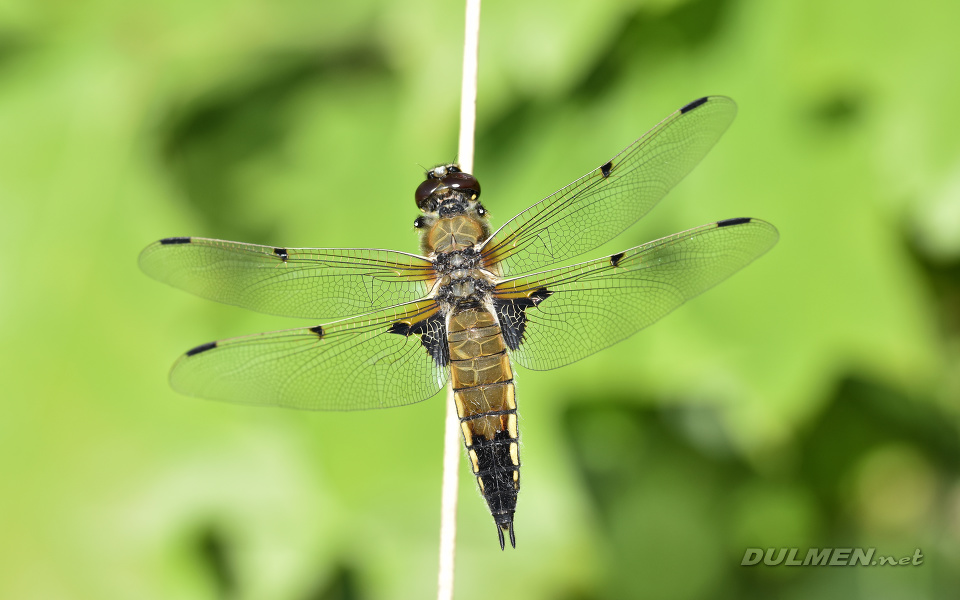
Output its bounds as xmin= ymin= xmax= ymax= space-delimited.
xmin=160 ymin=237 xmax=192 ymax=245
xmin=186 ymin=341 xmax=217 ymax=356
xmin=680 ymin=96 xmax=709 ymax=113
xmin=610 ymin=252 xmax=625 ymax=267
xmin=387 ymin=312 xmax=449 ymax=367
xmin=717 ymin=217 xmax=751 ymax=227
xmin=494 ymin=288 xmax=553 ymax=350
xmin=309 ymin=325 xmax=324 ymax=337
xmin=600 ymin=161 xmax=612 ymax=178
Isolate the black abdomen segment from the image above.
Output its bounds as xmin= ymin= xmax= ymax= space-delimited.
xmin=456 ymin=385 xmax=520 ymax=550
xmin=447 ymin=307 xmax=520 ymax=549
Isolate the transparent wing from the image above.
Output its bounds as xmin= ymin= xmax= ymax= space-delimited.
xmin=139 ymin=237 xmax=435 ymax=320
xmin=169 ymin=300 xmax=447 ymax=410
xmin=481 ymin=96 xmax=737 ymax=277
xmin=492 ymin=218 xmax=778 ymax=371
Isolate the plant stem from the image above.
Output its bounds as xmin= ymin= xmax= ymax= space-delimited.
xmin=438 ymin=1 xmax=480 ymax=598
xmin=457 ymin=0 xmax=481 ymax=174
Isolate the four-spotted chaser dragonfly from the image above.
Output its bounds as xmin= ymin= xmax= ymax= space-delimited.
xmin=140 ymin=96 xmax=778 ymax=550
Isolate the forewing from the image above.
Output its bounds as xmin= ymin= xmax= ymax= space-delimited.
xmin=139 ymin=237 xmax=435 ymax=320
xmin=481 ymin=96 xmax=737 ymax=277
xmin=169 ymin=300 xmax=448 ymax=410
xmin=492 ymin=218 xmax=779 ymax=371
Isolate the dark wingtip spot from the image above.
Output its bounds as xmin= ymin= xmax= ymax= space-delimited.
xmin=717 ymin=217 xmax=752 ymax=227
xmin=186 ymin=341 xmax=217 ymax=356
xmin=160 ymin=236 xmax=192 ymax=245
xmin=309 ymin=325 xmax=324 ymax=338
xmin=609 ymin=252 xmax=625 ymax=267
xmin=273 ymin=247 xmax=289 ymax=261
xmin=680 ymin=96 xmax=709 ymax=114
xmin=600 ymin=161 xmax=613 ymax=178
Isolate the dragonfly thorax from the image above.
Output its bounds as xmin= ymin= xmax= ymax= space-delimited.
xmin=432 ymin=247 xmax=495 ymax=310
xmin=433 ymin=247 xmax=481 ymax=271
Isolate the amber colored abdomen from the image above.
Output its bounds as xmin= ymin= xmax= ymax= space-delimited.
xmin=448 ymin=307 xmax=520 ymax=526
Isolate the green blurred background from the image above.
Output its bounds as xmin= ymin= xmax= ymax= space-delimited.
xmin=2 ymin=0 xmax=959 ymax=598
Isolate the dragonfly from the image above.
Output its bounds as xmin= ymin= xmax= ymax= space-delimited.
xmin=139 ymin=96 xmax=778 ymax=550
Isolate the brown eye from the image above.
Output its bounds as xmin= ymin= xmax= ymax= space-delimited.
xmin=441 ymin=172 xmax=481 ymax=197
xmin=415 ymin=179 xmax=441 ymax=209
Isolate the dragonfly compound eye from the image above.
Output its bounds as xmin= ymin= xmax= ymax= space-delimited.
xmin=441 ymin=172 xmax=481 ymax=198
xmin=415 ymin=178 xmax=442 ymax=210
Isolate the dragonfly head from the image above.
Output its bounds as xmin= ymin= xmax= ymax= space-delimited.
xmin=414 ymin=164 xmax=490 ymax=254
xmin=414 ymin=163 xmax=481 ymax=214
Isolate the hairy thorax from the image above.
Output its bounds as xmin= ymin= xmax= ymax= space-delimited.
xmin=426 ymin=215 xmax=485 ymax=254
xmin=429 ymin=242 xmax=496 ymax=312
xmin=419 ymin=201 xmax=496 ymax=313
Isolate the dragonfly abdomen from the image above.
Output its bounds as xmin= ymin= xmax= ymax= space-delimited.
xmin=447 ymin=306 xmax=520 ymax=549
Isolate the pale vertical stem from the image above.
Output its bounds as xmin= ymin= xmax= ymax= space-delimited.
xmin=437 ymin=385 xmax=460 ymax=600
xmin=457 ymin=0 xmax=481 ymax=174
xmin=438 ymin=1 xmax=481 ymax=599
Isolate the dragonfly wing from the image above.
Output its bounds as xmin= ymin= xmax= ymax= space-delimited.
xmin=169 ymin=300 xmax=449 ymax=410
xmin=491 ymin=218 xmax=779 ymax=371
xmin=139 ymin=237 xmax=435 ymax=320
xmin=481 ymin=96 xmax=737 ymax=277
